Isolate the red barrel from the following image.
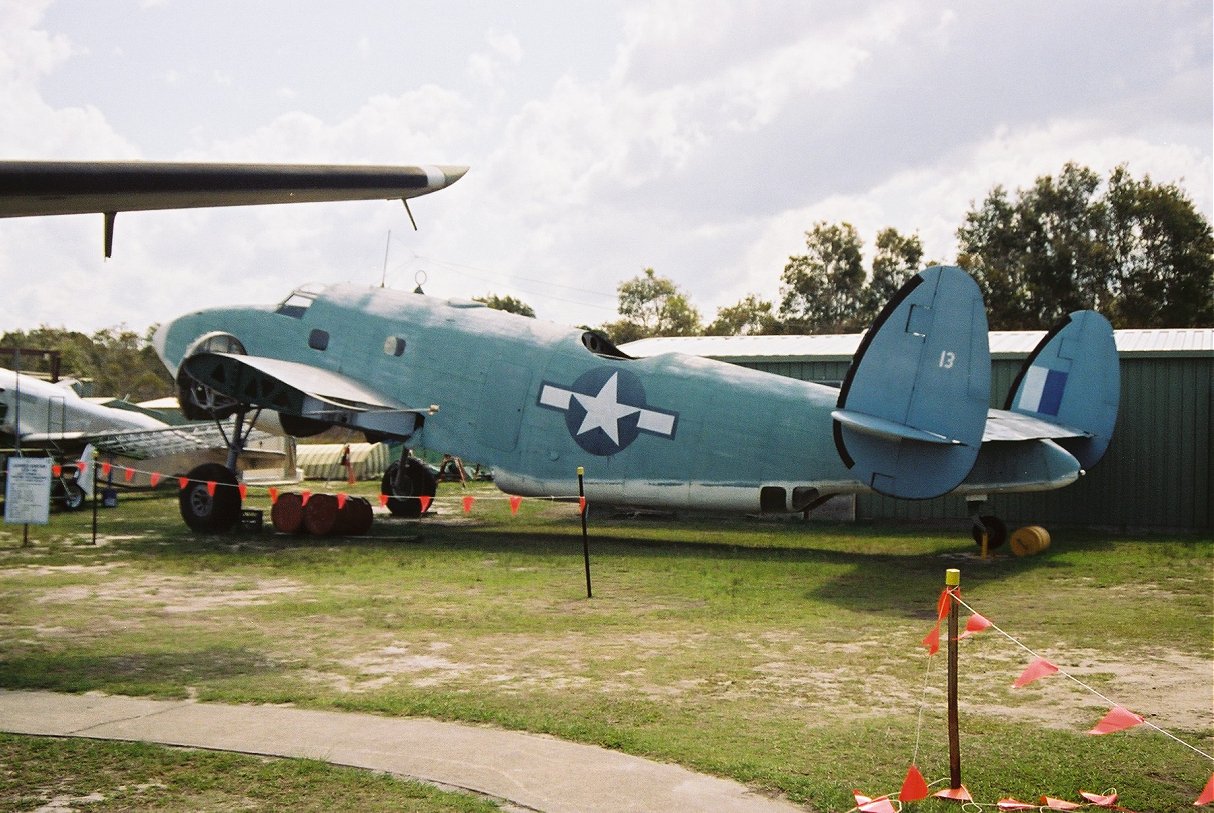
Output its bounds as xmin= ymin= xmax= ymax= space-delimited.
xmin=337 ymin=496 xmax=374 ymax=536
xmin=270 ymin=492 xmax=304 ymax=534
xmin=302 ymin=492 xmax=340 ymax=536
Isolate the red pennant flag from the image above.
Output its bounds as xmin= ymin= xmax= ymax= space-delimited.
xmin=1195 ymin=772 xmax=1214 ymax=806
xmin=178 ymin=476 xmax=189 ymax=490
xmin=1013 ymin=657 xmax=1059 ymax=687
xmin=101 ymin=461 xmax=112 ymax=477
xmin=509 ymin=495 xmax=522 ymax=514
xmin=123 ymin=467 xmax=135 ymax=482
xmin=205 ymin=481 xmax=217 ymax=497
xmin=301 ymin=490 xmax=311 ymax=505
xmin=462 ymin=495 xmax=474 ymax=513
xmin=149 ymin=472 xmax=161 ymax=488
xmin=1079 ymin=790 xmax=1118 ymax=807
xmin=578 ymin=496 xmax=587 ymax=514
xmin=1041 ymin=796 xmax=1081 ymax=810
xmin=418 ymin=495 xmax=432 ymax=513
xmin=77 ymin=460 xmax=88 ymax=476
xmin=935 ymin=786 xmax=972 ymax=802
xmin=238 ymin=483 xmax=248 ymax=500
xmin=1088 ymin=705 xmax=1144 ymax=735
xmin=960 ymin=612 xmax=992 ymax=638
xmin=52 ymin=464 xmax=62 ymax=477
xmin=997 ymin=800 xmax=1037 ymax=811
xmin=852 ymin=791 xmax=897 ymax=813
xmin=337 ymin=493 xmax=348 ymax=509
xmin=269 ymin=487 xmax=279 ymax=504
xmin=898 ymin=765 xmax=929 ymax=802
xmin=378 ymin=493 xmax=389 ymax=507
xmin=922 ymin=623 xmax=941 ymax=655
xmin=936 ymin=588 xmax=951 ymax=620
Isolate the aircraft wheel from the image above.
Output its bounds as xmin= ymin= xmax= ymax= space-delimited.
xmin=970 ymin=514 xmax=1007 ymax=549
xmin=179 ymin=463 xmax=242 ymax=533
xmin=380 ymin=458 xmax=437 ymax=518
xmin=61 ymin=483 xmax=86 ymax=511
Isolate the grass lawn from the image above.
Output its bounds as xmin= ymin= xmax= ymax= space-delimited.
xmin=0 ymin=481 xmax=1210 ymax=811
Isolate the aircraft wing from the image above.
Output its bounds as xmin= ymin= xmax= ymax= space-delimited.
xmin=0 ymin=160 xmax=468 ymax=255
xmin=981 ymin=408 xmax=1090 ymax=443
xmin=11 ymin=422 xmax=279 ymax=461
xmin=180 ymin=352 xmax=430 ymax=440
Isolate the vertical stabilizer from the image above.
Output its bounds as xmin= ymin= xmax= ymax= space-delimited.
xmin=832 ymin=266 xmax=990 ymax=499
xmin=1006 ymin=311 xmax=1119 ymax=469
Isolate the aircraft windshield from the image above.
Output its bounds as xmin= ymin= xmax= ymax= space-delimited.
xmin=275 ymin=284 xmax=325 ymax=318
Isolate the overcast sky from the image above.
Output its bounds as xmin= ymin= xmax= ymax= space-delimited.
xmin=1 ymin=0 xmax=1210 ymax=335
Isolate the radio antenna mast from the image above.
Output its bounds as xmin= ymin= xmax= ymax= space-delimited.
xmin=380 ymin=230 xmax=391 ymax=288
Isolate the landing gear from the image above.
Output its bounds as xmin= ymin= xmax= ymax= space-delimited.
xmin=970 ymin=514 xmax=1007 ymax=549
xmin=380 ymin=455 xmax=437 ymax=518
xmin=179 ymin=462 xmax=241 ymax=533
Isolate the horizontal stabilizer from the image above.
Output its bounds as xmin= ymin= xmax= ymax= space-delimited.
xmin=834 ymin=266 xmax=990 ymax=499
xmin=1005 ymin=311 xmax=1119 ymax=469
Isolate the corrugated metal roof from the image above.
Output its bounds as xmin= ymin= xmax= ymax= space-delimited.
xmin=622 ymin=328 xmax=1213 ymax=360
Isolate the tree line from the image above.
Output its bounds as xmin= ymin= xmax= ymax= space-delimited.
xmin=546 ymin=163 xmax=1210 ymax=341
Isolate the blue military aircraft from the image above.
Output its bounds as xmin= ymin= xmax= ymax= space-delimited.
xmin=1 ymin=160 xmax=1119 ymax=541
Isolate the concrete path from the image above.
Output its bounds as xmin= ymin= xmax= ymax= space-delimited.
xmin=0 ymin=690 xmax=803 ymax=813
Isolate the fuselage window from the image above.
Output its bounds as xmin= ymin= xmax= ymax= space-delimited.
xmin=309 ymin=329 xmax=329 ymax=351
xmin=383 ymin=336 xmax=406 ymax=357
xmin=193 ymin=332 xmax=246 ymax=355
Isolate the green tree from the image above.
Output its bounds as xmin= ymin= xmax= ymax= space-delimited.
xmin=705 ymin=294 xmax=779 ymax=336
xmin=863 ymin=227 xmax=924 ymax=319
xmin=600 ymin=268 xmax=702 ymax=342
xmin=473 ymin=293 xmax=536 ymax=318
xmin=0 ymin=326 xmax=172 ymax=402
xmin=958 ymin=162 xmax=1213 ymax=328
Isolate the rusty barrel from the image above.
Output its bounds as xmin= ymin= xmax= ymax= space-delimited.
xmin=270 ymin=491 xmax=304 ymax=534
xmin=302 ymin=492 xmax=340 ymax=536
xmin=337 ymin=496 xmax=374 ymax=535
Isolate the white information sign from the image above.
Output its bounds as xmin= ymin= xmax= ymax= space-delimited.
xmin=5 ymin=457 xmax=53 ymax=525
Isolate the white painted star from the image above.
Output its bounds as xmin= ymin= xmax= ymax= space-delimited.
xmin=571 ymin=372 xmax=640 ymax=445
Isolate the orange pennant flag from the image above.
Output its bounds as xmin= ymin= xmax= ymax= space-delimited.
xmin=852 ymin=791 xmax=897 ymax=813
xmin=178 ymin=476 xmax=189 ymax=490
xmin=960 ymin=612 xmax=992 ymax=638
xmin=509 ymin=495 xmax=522 ymax=514
xmin=462 ymin=495 xmax=474 ymax=513
xmin=1195 ymin=771 xmax=1214 ymax=806
xmin=378 ymin=493 xmax=390 ymax=507
xmin=1040 ymin=796 xmax=1081 ymax=810
xmin=52 ymin=464 xmax=62 ymax=477
xmin=1088 ymin=705 xmax=1144 ymax=735
xmin=238 ymin=483 xmax=248 ymax=500
xmin=205 ymin=481 xmax=217 ymax=497
xmin=301 ymin=490 xmax=311 ymax=505
xmin=337 ymin=493 xmax=348 ymax=509
xmin=997 ymin=800 xmax=1037 ymax=811
xmin=1013 ymin=657 xmax=1059 ymax=687
xmin=123 ymin=467 xmax=135 ymax=482
xmin=922 ymin=622 xmax=941 ymax=655
xmin=101 ymin=461 xmax=112 ymax=477
xmin=268 ymin=487 xmax=278 ymax=504
xmin=418 ymin=495 xmax=432 ymax=514
xmin=936 ymin=588 xmax=951 ymax=620
xmin=578 ymin=496 xmax=587 ymax=514
xmin=1079 ymin=790 xmax=1118 ymax=807
xmin=149 ymin=472 xmax=161 ymax=488
xmin=898 ymin=765 xmax=929 ymax=802
xmin=77 ymin=460 xmax=89 ymax=476
xmin=935 ymin=786 xmax=972 ymax=802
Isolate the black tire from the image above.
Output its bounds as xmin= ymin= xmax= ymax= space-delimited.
xmin=179 ymin=463 xmax=242 ymax=533
xmin=971 ymin=514 xmax=1007 ymax=549
xmin=380 ymin=458 xmax=437 ymax=518
xmin=61 ymin=483 xmax=86 ymax=511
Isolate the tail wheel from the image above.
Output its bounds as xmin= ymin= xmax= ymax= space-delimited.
xmin=61 ymin=483 xmax=86 ymax=511
xmin=971 ymin=514 xmax=1007 ymax=549
xmin=380 ymin=458 xmax=437 ymax=518
xmin=179 ymin=462 xmax=242 ymax=533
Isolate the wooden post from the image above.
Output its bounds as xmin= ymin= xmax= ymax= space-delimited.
xmin=577 ymin=467 xmax=591 ymax=599
xmin=946 ymin=567 xmax=961 ymax=789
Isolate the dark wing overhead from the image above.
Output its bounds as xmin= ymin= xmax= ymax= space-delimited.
xmin=0 ymin=160 xmax=468 ymax=255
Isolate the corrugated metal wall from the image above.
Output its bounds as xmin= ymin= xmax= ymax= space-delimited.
xmin=742 ymin=353 xmax=1213 ymax=532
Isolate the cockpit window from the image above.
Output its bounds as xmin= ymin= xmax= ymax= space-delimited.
xmin=275 ymin=284 xmax=325 ymax=318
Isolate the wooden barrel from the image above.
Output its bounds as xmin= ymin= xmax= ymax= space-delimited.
xmin=1010 ymin=525 xmax=1051 ymax=556
xmin=303 ymin=492 xmax=340 ymax=535
xmin=270 ymin=492 xmax=304 ymax=534
xmin=337 ymin=496 xmax=374 ymax=536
